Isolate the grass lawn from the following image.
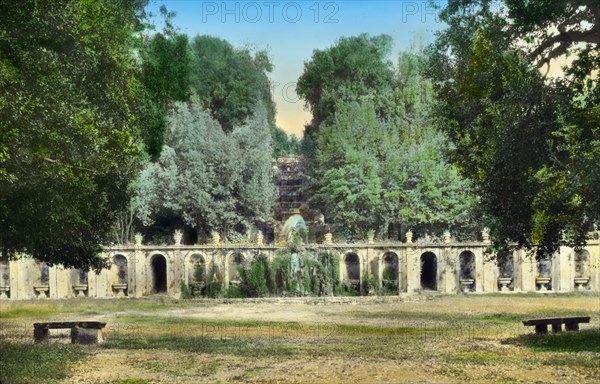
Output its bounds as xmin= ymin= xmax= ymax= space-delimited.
xmin=0 ymin=293 xmax=598 ymax=383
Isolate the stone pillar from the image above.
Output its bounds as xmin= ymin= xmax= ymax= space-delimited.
xmin=556 ymin=247 xmax=573 ymax=292
xmin=518 ymin=251 xmax=536 ymax=292
xmin=445 ymin=250 xmax=457 ymax=293
xmin=441 ymin=248 xmax=452 ymax=293
xmin=8 ymin=259 xmax=20 ymax=299
xmin=482 ymin=250 xmax=496 ymax=293
xmin=590 ymin=241 xmax=600 ymax=291
xmin=56 ymin=266 xmax=70 ymax=299
xmin=48 ymin=265 xmax=58 ymax=299
xmin=474 ymin=249 xmax=484 ymax=293
xmin=377 ymin=252 xmax=383 ymax=288
xmin=171 ymin=249 xmax=183 ymax=297
xmin=132 ymin=235 xmax=144 ymax=298
xmin=405 ymin=246 xmax=418 ymax=293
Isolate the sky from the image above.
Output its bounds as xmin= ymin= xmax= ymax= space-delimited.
xmin=145 ymin=1 xmax=448 ymax=136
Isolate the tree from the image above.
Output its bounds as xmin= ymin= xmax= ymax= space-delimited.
xmin=189 ymin=35 xmax=276 ymax=133
xmin=427 ymin=0 xmax=600 ymax=256
xmin=0 ymin=0 xmax=147 ymax=271
xmin=297 ymin=33 xmax=396 ymax=140
xmin=135 ymin=98 xmax=274 ymax=241
xmin=138 ymin=30 xmax=192 ymax=158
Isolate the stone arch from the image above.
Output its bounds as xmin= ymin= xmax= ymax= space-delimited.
xmin=382 ymin=252 xmax=399 ymax=294
xmin=344 ymin=252 xmax=360 ymax=281
xmin=574 ymin=250 xmax=591 ymax=278
xmin=112 ymin=254 xmax=128 ymax=285
xmin=150 ymin=254 xmax=168 ymax=294
xmin=420 ymin=252 xmax=437 ymax=291
xmin=458 ymin=251 xmax=475 ymax=280
xmin=228 ymin=252 xmax=245 ymax=285
xmin=185 ymin=253 xmax=206 ymax=286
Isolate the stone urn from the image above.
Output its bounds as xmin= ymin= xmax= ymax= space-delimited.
xmin=482 ymin=228 xmax=491 ymax=243
xmin=443 ymin=230 xmax=452 ymax=244
xmin=0 ymin=285 xmax=10 ymax=299
xmin=459 ymin=278 xmax=474 ymax=292
xmin=72 ymin=284 xmax=88 ymax=297
xmin=535 ymin=276 xmax=551 ymax=292
xmin=173 ymin=230 xmax=183 ymax=246
xmin=405 ymin=230 xmax=413 ymax=244
xmin=498 ymin=277 xmax=512 ymax=292
xmin=256 ymin=232 xmax=264 ymax=246
xmin=574 ymin=277 xmax=590 ymax=291
xmin=211 ymin=231 xmax=221 ymax=246
xmin=33 ymin=285 xmax=50 ymax=299
xmin=323 ymin=233 xmax=333 ymax=244
xmin=134 ymin=232 xmax=143 ymax=246
xmin=112 ymin=283 xmax=128 ymax=298
xmin=367 ymin=230 xmax=375 ymax=244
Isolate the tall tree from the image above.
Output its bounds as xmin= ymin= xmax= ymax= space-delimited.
xmin=427 ymin=0 xmax=599 ymax=256
xmin=135 ymin=99 xmax=274 ymax=241
xmin=189 ymin=35 xmax=276 ymax=132
xmin=297 ymin=34 xmax=396 ymax=139
xmin=0 ymin=0 xmax=147 ymax=270
xmin=139 ymin=30 xmax=192 ymax=159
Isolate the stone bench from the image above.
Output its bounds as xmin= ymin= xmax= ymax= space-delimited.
xmin=34 ymin=321 xmax=106 ymax=344
xmin=522 ymin=317 xmax=590 ymax=334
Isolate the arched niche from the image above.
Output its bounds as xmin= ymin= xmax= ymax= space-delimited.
xmin=420 ymin=252 xmax=437 ymax=291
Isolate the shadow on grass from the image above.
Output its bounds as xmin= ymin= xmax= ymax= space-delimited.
xmin=506 ymin=328 xmax=600 ymax=353
xmin=0 ymin=342 xmax=87 ymax=384
xmin=105 ymin=335 xmax=296 ymax=358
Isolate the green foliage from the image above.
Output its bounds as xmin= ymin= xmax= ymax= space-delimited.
xmin=180 ymin=282 xmax=192 ymax=299
xmin=297 ymin=33 xmax=396 ymax=137
xmin=269 ymin=248 xmax=341 ymax=296
xmin=112 ymin=379 xmax=150 ymax=384
xmin=193 ymin=262 xmax=205 ymax=283
xmin=134 ymin=98 xmax=274 ymax=240
xmin=139 ymin=31 xmax=192 ymax=158
xmin=0 ymin=0 xmax=147 ymax=270
xmin=0 ymin=342 xmax=87 ymax=384
xmin=190 ymin=36 xmax=276 ymax=132
xmin=298 ymin=36 xmax=479 ymax=240
xmin=517 ymin=329 xmax=600 ymax=353
xmin=239 ymin=254 xmax=273 ymax=297
xmin=427 ymin=1 xmax=600 ymax=257
xmin=382 ymin=266 xmax=396 ymax=281
xmin=272 ymin=127 xmax=302 ymax=158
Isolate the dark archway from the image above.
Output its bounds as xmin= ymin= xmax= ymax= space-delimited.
xmin=345 ymin=253 xmax=360 ymax=281
xmin=151 ymin=255 xmax=167 ymax=294
xmin=420 ymin=252 xmax=437 ymax=290
xmin=383 ymin=252 xmax=399 ymax=280
xmin=458 ymin=251 xmax=475 ymax=280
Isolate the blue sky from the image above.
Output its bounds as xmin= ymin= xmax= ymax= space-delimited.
xmin=146 ymin=1 xmax=448 ymax=136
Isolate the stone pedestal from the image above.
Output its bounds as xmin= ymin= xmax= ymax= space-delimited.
xmin=112 ymin=283 xmax=128 ymax=298
xmin=33 ymin=285 xmax=49 ymax=299
xmin=498 ymin=277 xmax=512 ymax=292
xmin=459 ymin=278 xmax=475 ymax=292
xmin=536 ymin=277 xmax=551 ymax=292
xmin=0 ymin=286 xmax=10 ymax=299
xmin=73 ymin=285 xmax=88 ymax=297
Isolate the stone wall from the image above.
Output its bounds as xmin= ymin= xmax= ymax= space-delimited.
xmin=1 ymin=239 xmax=598 ymax=300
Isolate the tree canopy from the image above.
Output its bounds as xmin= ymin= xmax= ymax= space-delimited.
xmin=0 ymin=0 xmax=148 ymax=270
xmin=134 ymin=99 xmax=274 ymax=241
xmin=300 ymin=38 xmax=477 ymax=240
xmin=427 ymin=0 xmax=599 ymax=257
